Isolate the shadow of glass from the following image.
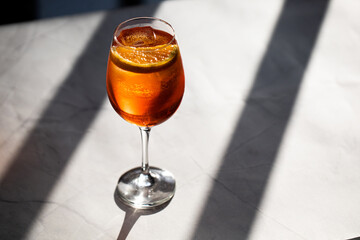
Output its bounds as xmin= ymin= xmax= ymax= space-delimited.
xmin=0 ymin=4 xmax=160 ymax=240
xmin=113 ymin=187 xmax=171 ymax=240
xmin=191 ymin=0 xmax=329 ymax=239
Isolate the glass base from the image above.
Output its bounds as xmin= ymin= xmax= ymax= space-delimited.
xmin=116 ymin=167 xmax=175 ymax=209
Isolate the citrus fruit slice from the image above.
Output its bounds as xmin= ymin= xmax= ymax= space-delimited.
xmin=110 ymin=44 xmax=178 ymax=73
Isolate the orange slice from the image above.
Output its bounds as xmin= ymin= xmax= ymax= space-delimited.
xmin=110 ymin=44 xmax=178 ymax=73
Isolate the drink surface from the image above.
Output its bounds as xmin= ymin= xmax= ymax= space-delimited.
xmin=106 ymin=26 xmax=185 ymax=127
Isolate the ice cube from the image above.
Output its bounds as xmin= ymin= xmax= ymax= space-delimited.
xmin=119 ymin=26 xmax=157 ymax=47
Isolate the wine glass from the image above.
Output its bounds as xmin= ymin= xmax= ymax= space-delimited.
xmin=106 ymin=17 xmax=185 ymax=209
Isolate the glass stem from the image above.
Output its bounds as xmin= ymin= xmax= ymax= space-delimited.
xmin=140 ymin=126 xmax=151 ymax=175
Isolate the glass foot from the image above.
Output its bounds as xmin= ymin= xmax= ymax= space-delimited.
xmin=116 ymin=167 xmax=175 ymax=209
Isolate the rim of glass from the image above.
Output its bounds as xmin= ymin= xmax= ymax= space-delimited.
xmin=113 ymin=17 xmax=176 ymax=50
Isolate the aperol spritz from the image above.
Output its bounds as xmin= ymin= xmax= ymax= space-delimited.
xmin=106 ymin=17 xmax=184 ymax=208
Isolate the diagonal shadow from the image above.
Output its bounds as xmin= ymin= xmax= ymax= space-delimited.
xmin=0 ymin=4 xmax=159 ymax=240
xmin=192 ymin=0 xmax=329 ymax=239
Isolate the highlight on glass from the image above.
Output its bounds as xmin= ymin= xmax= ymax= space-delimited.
xmin=106 ymin=17 xmax=185 ymax=208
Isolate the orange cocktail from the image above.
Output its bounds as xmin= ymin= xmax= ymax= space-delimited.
xmin=106 ymin=26 xmax=185 ymax=127
xmin=107 ymin=17 xmax=184 ymax=209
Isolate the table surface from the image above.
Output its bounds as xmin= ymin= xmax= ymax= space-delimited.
xmin=1 ymin=0 xmax=360 ymax=239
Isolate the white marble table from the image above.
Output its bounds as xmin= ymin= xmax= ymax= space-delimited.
xmin=1 ymin=0 xmax=360 ymax=239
